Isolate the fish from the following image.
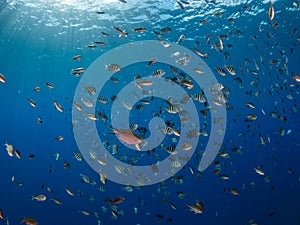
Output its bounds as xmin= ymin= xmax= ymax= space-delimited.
xmin=51 ymin=198 xmax=62 ymax=205
xmin=119 ymin=0 xmax=127 ymax=3
xmin=14 ymin=149 xmax=21 ymax=159
xmin=153 ymin=30 xmax=163 ymax=37
xmin=53 ymin=99 xmax=63 ymax=112
xmin=33 ymin=86 xmax=40 ymax=91
xmin=84 ymin=113 xmax=98 ymax=121
xmin=268 ymin=2 xmax=274 ymax=20
xmin=230 ymin=188 xmax=239 ymax=195
xmin=105 ymin=196 xmax=125 ymax=204
xmin=65 ymin=188 xmax=74 ymax=196
xmin=78 ymin=210 xmax=90 ymax=216
xmin=37 ymin=117 xmax=42 ymax=124
xmin=0 ymin=208 xmax=4 ymax=219
xmin=45 ymin=82 xmax=54 ymax=89
xmin=246 ymin=114 xmax=257 ymax=121
xmin=105 ymin=64 xmax=121 ymax=72
xmin=5 ymin=143 xmax=14 ymax=157
xmin=218 ymin=36 xmax=224 ymax=50
xmin=151 ymin=69 xmax=165 ymax=77
xmin=176 ymin=34 xmax=185 ymax=43
xmin=224 ymin=65 xmax=236 ymax=75
xmin=92 ymin=41 xmax=104 ymax=47
xmin=32 ymin=194 xmax=47 ymax=201
xmin=101 ymin=31 xmax=109 ymax=36
xmin=245 ymin=102 xmax=255 ymax=109
xmin=254 ymin=167 xmax=265 ymax=176
xmin=55 ymin=136 xmax=63 ymax=141
xmin=136 ymin=79 xmax=153 ymax=88
xmin=21 ymin=218 xmax=38 ymax=225
xmin=193 ymin=68 xmax=205 ymax=74
xmin=215 ymin=67 xmax=227 ymax=76
xmin=109 ymin=126 xmax=142 ymax=145
xmin=113 ymin=26 xmax=128 ymax=37
xmin=97 ymin=96 xmax=108 ymax=104
xmin=87 ymin=44 xmax=96 ymax=48
xmin=160 ymin=27 xmax=172 ymax=33
xmin=99 ymin=170 xmax=107 ymax=185
xmin=293 ymin=75 xmax=300 ymax=82
xmin=73 ymin=152 xmax=82 ymax=161
xmin=147 ymin=58 xmax=157 ymax=66
xmin=80 ymin=174 xmax=96 ymax=185
xmin=0 ymin=73 xmax=6 ymax=83
xmin=72 ymin=55 xmax=82 ymax=60
xmin=133 ymin=27 xmax=146 ymax=32
xmin=187 ymin=200 xmax=204 ymax=214
xmin=73 ymin=102 xmax=82 ymax=111
xmin=27 ymin=98 xmax=36 ymax=108
xmin=81 ymin=98 xmax=94 ymax=107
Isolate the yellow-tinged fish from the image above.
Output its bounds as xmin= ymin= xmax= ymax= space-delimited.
xmin=187 ymin=200 xmax=204 ymax=214
xmin=32 ymin=194 xmax=47 ymax=201
xmin=79 ymin=210 xmax=90 ymax=216
xmin=230 ymin=188 xmax=239 ymax=195
xmin=21 ymin=217 xmax=38 ymax=225
xmin=268 ymin=2 xmax=274 ymax=20
xmin=4 ymin=143 xmax=14 ymax=157
xmin=55 ymin=136 xmax=63 ymax=141
xmin=51 ymin=198 xmax=62 ymax=205
xmin=84 ymin=113 xmax=98 ymax=121
xmin=53 ymin=99 xmax=63 ymax=112
xmin=99 ymin=170 xmax=107 ymax=184
xmin=0 ymin=73 xmax=6 ymax=83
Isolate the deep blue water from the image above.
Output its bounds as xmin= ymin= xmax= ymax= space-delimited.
xmin=0 ymin=0 xmax=300 ymax=225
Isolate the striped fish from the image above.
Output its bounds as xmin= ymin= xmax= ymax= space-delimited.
xmin=97 ymin=96 xmax=108 ymax=104
xmin=73 ymin=152 xmax=82 ymax=161
xmin=80 ymin=174 xmax=96 ymax=185
xmin=193 ymin=93 xmax=206 ymax=103
xmin=151 ymin=69 xmax=166 ymax=77
xmin=105 ymin=64 xmax=121 ymax=72
xmin=224 ymin=65 xmax=236 ymax=75
xmin=215 ymin=67 xmax=227 ymax=76
xmin=129 ymin=123 xmax=138 ymax=131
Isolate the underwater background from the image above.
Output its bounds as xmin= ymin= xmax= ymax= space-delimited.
xmin=0 ymin=0 xmax=300 ymax=224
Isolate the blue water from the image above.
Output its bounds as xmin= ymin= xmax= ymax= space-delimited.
xmin=0 ymin=0 xmax=300 ymax=224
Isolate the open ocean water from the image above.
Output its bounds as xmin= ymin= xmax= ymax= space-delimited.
xmin=0 ymin=0 xmax=300 ymax=225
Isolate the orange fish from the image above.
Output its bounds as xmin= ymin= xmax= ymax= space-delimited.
xmin=110 ymin=126 xmax=142 ymax=145
xmin=0 ymin=208 xmax=4 ymax=219
xmin=106 ymin=196 xmax=125 ymax=204
xmin=21 ymin=217 xmax=38 ymax=225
